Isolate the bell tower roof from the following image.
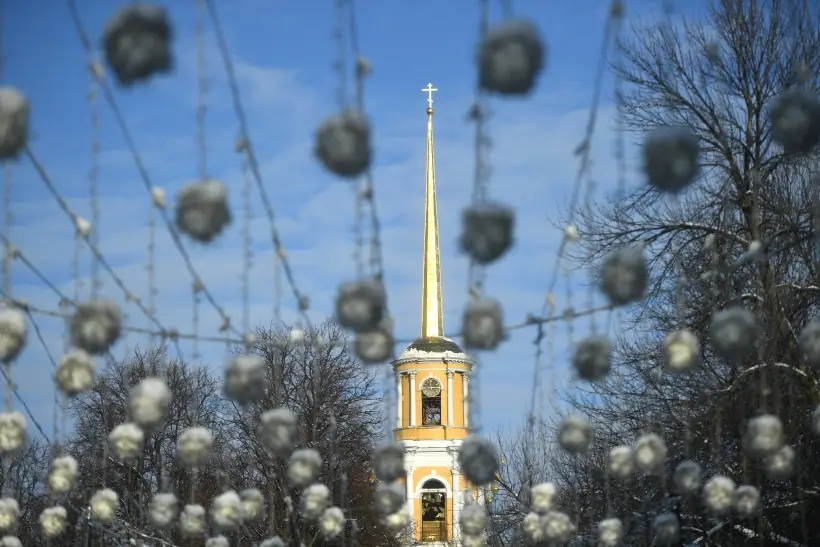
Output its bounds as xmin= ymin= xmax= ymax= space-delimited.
xmin=407 ymin=337 xmax=462 ymax=354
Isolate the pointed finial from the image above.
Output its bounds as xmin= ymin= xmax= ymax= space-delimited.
xmin=420 ymin=82 xmax=443 ymax=338
xmin=422 ymin=82 xmax=438 ymax=112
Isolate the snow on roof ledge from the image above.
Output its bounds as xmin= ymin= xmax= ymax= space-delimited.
xmin=394 ymin=336 xmax=472 ymax=362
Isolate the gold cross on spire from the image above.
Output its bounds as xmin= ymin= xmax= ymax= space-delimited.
xmin=422 ymin=82 xmax=438 ymax=109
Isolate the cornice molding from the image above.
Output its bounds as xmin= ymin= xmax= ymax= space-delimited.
xmin=392 ymin=356 xmax=473 ymax=367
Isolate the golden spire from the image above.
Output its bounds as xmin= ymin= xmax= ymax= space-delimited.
xmin=420 ymin=82 xmax=444 ymax=338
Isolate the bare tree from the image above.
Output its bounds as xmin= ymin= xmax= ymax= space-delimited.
xmin=64 ymin=346 xmax=232 ymax=546
xmin=6 ymin=317 xmax=398 ymax=547
xmin=0 ymin=440 xmax=51 ymax=544
xmin=483 ymin=422 xmax=554 ymax=547
xmin=225 ymin=320 xmax=397 ymax=547
xmin=493 ymin=0 xmax=820 ymax=545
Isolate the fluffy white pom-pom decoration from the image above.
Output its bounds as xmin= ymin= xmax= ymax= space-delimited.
xmin=319 ymin=506 xmax=346 ymax=539
xmin=39 ymin=506 xmax=68 ymax=538
xmin=175 ymin=180 xmax=231 ymax=243
xmin=768 ymin=88 xmax=820 ymax=154
xmin=734 ymin=484 xmax=761 ymax=518
xmin=642 ymin=125 xmax=700 ymax=193
xmin=0 ymin=307 xmax=26 ymax=362
xmin=315 ymin=112 xmax=372 ymax=178
xmin=708 ymin=306 xmax=759 ymax=360
xmin=70 ymin=299 xmax=122 ymax=354
xmin=335 ymin=280 xmax=385 ymax=333
xmin=0 ymin=500 xmax=18 ymax=533
xmin=102 ymin=4 xmax=173 ymax=86
xmin=598 ymin=517 xmax=624 ymax=547
xmin=259 ymin=407 xmax=297 ymax=456
xmin=572 ymin=336 xmax=611 ymax=381
xmin=354 ymin=326 xmax=394 ymax=364
xmin=0 ymin=413 xmax=26 ymax=455
xmin=149 ymin=493 xmax=178 ymax=528
xmin=653 ymin=513 xmax=680 ymax=546
xmin=206 ymin=536 xmax=230 ymax=547
xmin=458 ymin=435 xmax=499 ymax=486
xmin=0 ymin=88 xmax=30 ymax=160
xmin=459 ymin=503 xmax=487 ymax=536
xmin=210 ymin=491 xmax=242 ymax=532
xmin=90 ymin=488 xmax=118 ymax=524
xmin=521 ymin=512 xmax=543 ymax=543
xmin=673 ymin=459 xmax=702 ymax=495
xmin=180 ymin=504 xmax=206 ymax=538
xmin=600 ymin=246 xmax=648 ymax=306
xmin=764 ymin=444 xmax=795 ymax=481
xmin=47 ymin=455 xmax=78 ymax=495
xmin=55 ymin=350 xmax=95 ymax=396
xmin=703 ymin=475 xmax=735 ymax=515
xmin=374 ymin=482 xmax=405 ymax=516
xmin=462 ymin=533 xmax=486 ymax=547
xmin=478 ymin=20 xmax=544 ymax=95
xmin=558 ymin=415 xmax=591 ymax=454
xmin=0 ymin=536 xmax=21 ymax=547
xmin=663 ymin=329 xmax=701 ymax=373
xmin=745 ymin=414 xmax=784 ymax=456
xmin=634 ymin=433 xmax=667 ymax=475
xmin=240 ymin=488 xmax=264 ymax=522
xmin=798 ymin=318 xmax=820 ymax=368
xmin=373 ymin=442 xmax=405 ymax=482
xmin=608 ymin=445 xmax=634 ymax=479
xmin=462 ymin=298 xmax=504 ymax=351
xmin=176 ymin=426 xmax=214 ymax=468
xmin=530 ymin=482 xmax=557 ymax=514
xmin=381 ymin=505 xmax=410 ymax=532
xmin=108 ymin=422 xmax=144 ymax=461
xmin=224 ymin=354 xmax=266 ymax=406
xmin=459 ymin=202 xmax=516 ymax=265
xmin=128 ymin=377 xmax=172 ymax=431
xmin=288 ymin=328 xmax=306 ymax=346
xmin=541 ymin=510 xmax=576 ymax=543
xmin=301 ymin=483 xmax=331 ymax=521
xmin=288 ymin=448 xmax=323 ymax=488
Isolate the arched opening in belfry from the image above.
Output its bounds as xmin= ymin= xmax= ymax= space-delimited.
xmin=420 ymin=377 xmax=442 ymax=425
xmin=420 ymin=479 xmax=447 ymax=542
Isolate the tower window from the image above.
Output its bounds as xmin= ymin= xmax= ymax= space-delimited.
xmin=420 ymin=377 xmax=442 ymax=426
xmin=420 ymin=479 xmax=447 ymax=542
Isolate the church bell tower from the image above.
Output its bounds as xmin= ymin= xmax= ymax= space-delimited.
xmin=392 ymin=83 xmax=475 ymax=546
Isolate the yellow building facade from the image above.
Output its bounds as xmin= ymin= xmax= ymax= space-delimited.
xmin=392 ymin=84 xmax=477 ymax=546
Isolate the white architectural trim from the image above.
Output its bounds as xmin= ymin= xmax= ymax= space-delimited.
xmin=447 ymin=445 xmax=463 ymax=543
xmin=405 ymin=467 xmax=415 ymax=523
xmin=462 ymin=372 xmax=470 ymax=429
xmin=415 ymin=473 xmax=452 ymax=496
xmin=409 ymin=370 xmax=418 ymax=426
xmin=396 ymin=372 xmax=403 ymax=428
xmin=403 ymin=440 xmax=464 ymax=469
xmin=393 ymin=356 xmax=474 ymax=367
xmin=446 ymin=370 xmax=454 ymax=426
xmin=403 ymin=439 xmax=463 ymax=449
xmin=392 ymin=365 xmax=472 ymax=373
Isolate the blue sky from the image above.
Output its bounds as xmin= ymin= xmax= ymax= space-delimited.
xmin=4 ymin=0 xmax=711 ymax=444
